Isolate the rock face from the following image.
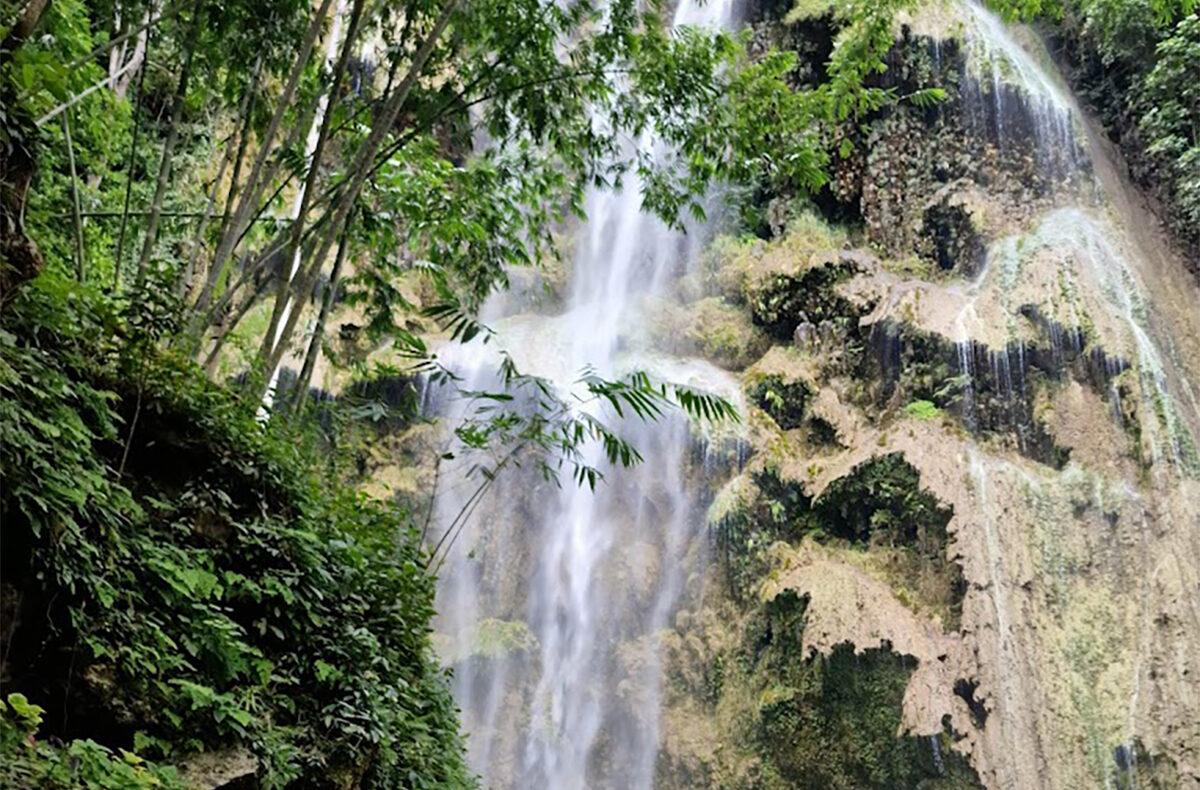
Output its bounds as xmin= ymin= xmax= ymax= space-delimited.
xmin=650 ymin=3 xmax=1200 ymax=790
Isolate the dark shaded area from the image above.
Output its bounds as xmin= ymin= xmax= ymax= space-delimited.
xmin=748 ymin=258 xmax=860 ymax=341
xmin=343 ymin=373 xmax=422 ymax=432
xmin=717 ymin=456 xmax=965 ymax=631
xmin=922 ymin=199 xmax=986 ymax=275
xmin=750 ymin=374 xmax=812 ymax=430
xmin=864 ymin=313 xmax=1132 ymax=469
xmin=1112 ymin=739 xmax=1180 ymax=790
xmin=730 ymin=591 xmax=985 ymax=789
xmin=953 ymin=678 xmax=989 ymax=730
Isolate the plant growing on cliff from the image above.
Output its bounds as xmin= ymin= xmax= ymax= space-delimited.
xmin=1 ymin=694 xmax=185 ymax=790
xmin=1139 ymin=14 xmax=1200 ymax=230
xmin=982 ymin=0 xmax=1200 ymax=259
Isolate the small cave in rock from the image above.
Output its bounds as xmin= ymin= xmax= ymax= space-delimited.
xmin=716 ymin=455 xmax=966 ymax=630
xmin=750 ymin=374 xmax=812 ymax=430
xmin=811 ymin=454 xmax=965 ymax=630
xmin=807 ymin=414 xmax=840 ymax=447
xmin=921 ymin=199 xmax=986 ymax=276
xmin=953 ymin=678 xmax=988 ymax=730
xmin=1112 ymin=739 xmax=1180 ymax=790
xmin=748 ymin=259 xmax=861 ymax=341
xmin=811 ymin=454 xmax=950 ymax=546
xmin=343 ymin=372 xmax=423 ymax=432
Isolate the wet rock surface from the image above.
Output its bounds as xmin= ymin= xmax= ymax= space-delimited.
xmin=649 ymin=4 xmax=1200 ymax=790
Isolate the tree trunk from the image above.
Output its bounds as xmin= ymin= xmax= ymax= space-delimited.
xmin=0 ymin=0 xmax=53 ymax=64
xmin=63 ymin=110 xmax=86 ymax=281
xmin=0 ymin=136 xmax=41 ymax=307
xmin=257 ymin=0 xmax=365 ymax=374
xmin=113 ymin=42 xmax=150 ymax=291
xmin=201 ymin=0 xmax=336 ymax=308
xmin=113 ymin=2 xmax=156 ymax=99
xmin=259 ymin=0 xmax=457 ymax=367
xmin=107 ymin=0 xmax=126 ymax=89
xmin=134 ymin=17 xmax=198 ymax=289
xmin=183 ymin=57 xmax=261 ymax=303
xmin=289 ymin=226 xmax=350 ymax=413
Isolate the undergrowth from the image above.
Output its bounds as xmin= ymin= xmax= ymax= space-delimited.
xmin=0 ymin=274 xmax=472 ymax=788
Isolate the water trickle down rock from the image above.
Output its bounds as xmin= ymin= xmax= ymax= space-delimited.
xmin=652 ymin=2 xmax=1200 ymax=790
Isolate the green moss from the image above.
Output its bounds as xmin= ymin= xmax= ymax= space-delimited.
xmin=706 ymin=592 xmax=983 ymax=790
xmin=749 ymin=261 xmax=859 ymax=341
xmin=716 ymin=455 xmax=964 ymax=628
xmin=903 ymin=399 xmax=944 ymax=420
xmin=447 ymin=618 xmax=538 ymax=663
xmin=687 ymin=297 xmax=771 ymax=370
xmin=703 ymin=212 xmax=848 ymax=305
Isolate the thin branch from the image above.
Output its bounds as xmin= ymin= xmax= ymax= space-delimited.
xmin=113 ymin=34 xmax=150 ymax=291
xmin=288 ymin=217 xmax=353 ymax=413
xmin=135 ymin=13 xmax=199 ymax=288
xmin=53 ymin=210 xmax=291 ymax=221
xmin=62 ymin=110 xmax=86 ymax=281
xmin=36 ymin=55 xmax=142 ymax=126
xmin=420 ymin=455 xmax=442 ymax=546
xmin=429 ymin=442 xmax=523 ymax=573
xmin=203 ymin=0 xmax=337 ymax=303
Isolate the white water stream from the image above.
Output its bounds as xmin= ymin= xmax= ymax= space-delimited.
xmin=432 ymin=2 xmax=735 ymax=788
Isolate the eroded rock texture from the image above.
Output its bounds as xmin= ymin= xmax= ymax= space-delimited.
xmin=651 ymin=3 xmax=1200 ymax=790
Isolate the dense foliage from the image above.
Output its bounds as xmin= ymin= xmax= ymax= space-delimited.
xmin=0 ymin=0 xmax=948 ymax=786
xmin=0 ymin=275 xmax=471 ymax=788
xmin=984 ymin=0 xmax=1200 ymax=263
xmin=0 ymin=0 xmax=893 ymax=388
xmin=2 ymin=693 xmax=185 ymax=789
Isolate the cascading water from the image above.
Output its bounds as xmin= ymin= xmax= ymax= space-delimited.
xmin=431 ymin=2 xmax=736 ymax=788
xmin=951 ymin=2 xmax=1199 ymax=462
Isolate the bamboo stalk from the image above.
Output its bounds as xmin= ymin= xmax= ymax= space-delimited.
xmin=62 ymin=110 xmax=87 ymax=282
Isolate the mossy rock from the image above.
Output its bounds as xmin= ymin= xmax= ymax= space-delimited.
xmin=687 ymin=298 xmax=771 ymax=370
xmin=748 ymin=261 xmax=859 ymax=341
xmin=689 ymin=590 xmax=984 ymax=790
xmin=749 ymin=374 xmax=813 ymax=430
xmin=441 ymin=618 xmax=538 ymax=664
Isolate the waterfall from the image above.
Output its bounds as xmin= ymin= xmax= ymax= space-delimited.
xmin=432 ymin=2 xmax=737 ymax=787
xmin=942 ymin=5 xmax=1200 ymax=788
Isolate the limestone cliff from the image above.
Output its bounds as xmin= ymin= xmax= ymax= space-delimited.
xmin=652 ymin=3 xmax=1200 ymax=789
